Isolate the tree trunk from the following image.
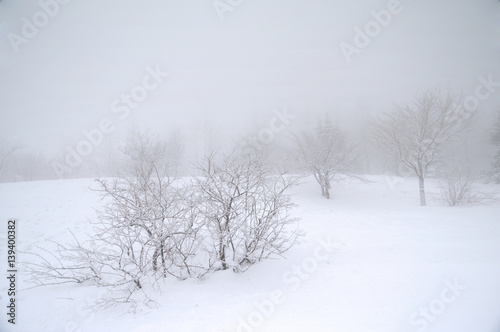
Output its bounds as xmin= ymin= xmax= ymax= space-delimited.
xmin=324 ymin=186 xmax=330 ymax=199
xmin=219 ymin=239 xmax=227 ymax=270
xmin=152 ymin=248 xmax=159 ymax=271
xmin=220 ymin=248 xmax=227 ymax=270
xmin=161 ymin=243 xmax=166 ymax=278
xmin=318 ymin=172 xmax=325 ymax=197
xmin=324 ymin=172 xmax=330 ymax=199
xmin=419 ymin=174 xmax=426 ymax=206
xmin=417 ymin=161 xmax=426 ymax=206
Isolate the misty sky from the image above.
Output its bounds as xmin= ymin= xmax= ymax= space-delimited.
xmin=1 ymin=0 xmax=499 ymax=161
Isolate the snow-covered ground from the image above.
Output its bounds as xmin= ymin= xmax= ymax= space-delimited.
xmin=1 ymin=175 xmax=499 ymax=332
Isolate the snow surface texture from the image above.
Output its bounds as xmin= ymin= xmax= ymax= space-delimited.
xmin=0 ymin=176 xmax=499 ymax=332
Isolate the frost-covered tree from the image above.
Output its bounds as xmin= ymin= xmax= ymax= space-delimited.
xmin=490 ymin=111 xmax=500 ymax=184
xmin=24 ymin=132 xmax=208 ymax=308
xmin=293 ymin=115 xmax=357 ymax=199
xmin=369 ymin=88 xmax=473 ymax=206
xmin=0 ymin=139 xmax=20 ymax=177
xmin=24 ymin=133 xmax=301 ymax=308
xmin=194 ymin=150 xmax=301 ymax=272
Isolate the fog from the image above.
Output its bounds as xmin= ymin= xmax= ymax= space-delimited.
xmin=2 ymin=2 xmax=500 ymax=331
xmin=1 ymin=0 xmax=499 ymax=180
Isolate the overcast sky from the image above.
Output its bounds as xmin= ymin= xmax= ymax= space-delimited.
xmin=1 ymin=0 xmax=499 ymax=160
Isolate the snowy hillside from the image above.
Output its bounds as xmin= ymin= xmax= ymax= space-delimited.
xmin=0 ymin=176 xmax=499 ymax=332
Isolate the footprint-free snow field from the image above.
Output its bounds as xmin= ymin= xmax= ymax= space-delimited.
xmin=1 ymin=176 xmax=499 ymax=332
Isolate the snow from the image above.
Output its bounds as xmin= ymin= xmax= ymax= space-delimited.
xmin=1 ymin=175 xmax=499 ymax=332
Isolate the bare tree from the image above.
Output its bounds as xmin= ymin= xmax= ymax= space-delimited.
xmin=438 ymin=141 xmax=495 ymax=206
xmin=94 ymin=132 xmax=212 ymax=281
xmin=23 ymin=132 xmax=301 ymax=308
xmin=11 ymin=151 xmax=49 ymax=181
xmin=194 ymin=149 xmax=301 ymax=272
xmin=165 ymin=127 xmax=185 ymax=176
xmin=292 ymin=116 xmax=357 ymax=199
xmin=0 ymin=139 xmax=21 ymax=180
xmin=24 ymin=132 xmax=209 ymax=309
xmin=369 ymin=88 xmax=473 ymax=206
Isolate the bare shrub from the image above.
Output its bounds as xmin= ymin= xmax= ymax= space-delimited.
xmin=438 ymin=168 xmax=491 ymax=206
xmin=194 ymin=150 xmax=302 ymax=272
xmin=23 ymin=133 xmax=302 ymax=309
xmin=24 ymin=132 xmax=208 ymax=309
